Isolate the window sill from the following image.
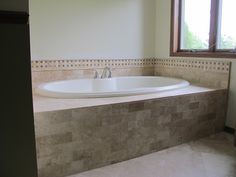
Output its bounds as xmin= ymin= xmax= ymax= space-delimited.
xmin=170 ymin=51 xmax=236 ymax=59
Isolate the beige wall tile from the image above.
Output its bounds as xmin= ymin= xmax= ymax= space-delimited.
xmin=35 ymin=90 xmax=228 ymax=177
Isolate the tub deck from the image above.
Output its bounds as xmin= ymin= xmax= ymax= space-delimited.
xmin=33 ymin=85 xmax=219 ymax=113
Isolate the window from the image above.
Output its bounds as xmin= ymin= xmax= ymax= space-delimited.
xmin=170 ymin=0 xmax=236 ymax=58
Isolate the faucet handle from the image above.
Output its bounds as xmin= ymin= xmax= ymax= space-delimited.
xmin=108 ymin=69 xmax=112 ymax=78
xmin=101 ymin=67 xmax=112 ymax=78
xmin=94 ymin=70 xmax=99 ymax=79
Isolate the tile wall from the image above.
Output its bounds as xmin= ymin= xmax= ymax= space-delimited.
xmin=155 ymin=58 xmax=231 ymax=89
xmin=31 ymin=58 xmax=230 ymax=89
xmin=31 ymin=59 xmax=155 ymax=88
xmin=35 ymin=90 xmax=228 ymax=177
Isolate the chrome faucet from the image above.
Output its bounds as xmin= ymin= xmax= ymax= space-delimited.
xmin=101 ymin=67 xmax=112 ymax=79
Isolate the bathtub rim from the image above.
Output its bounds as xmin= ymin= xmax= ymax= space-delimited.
xmin=35 ymin=76 xmax=190 ymax=99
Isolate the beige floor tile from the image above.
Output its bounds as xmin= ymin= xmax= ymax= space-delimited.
xmin=201 ymin=153 xmax=236 ymax=177
xmin=68 ymin=132 xmax=236 ymax=177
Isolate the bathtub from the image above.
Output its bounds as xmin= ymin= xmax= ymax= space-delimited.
xmin=36 ymin=76 xmax=190 ymax=98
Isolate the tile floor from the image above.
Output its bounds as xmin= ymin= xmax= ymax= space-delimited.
xmin=68 ymin=132 xmax=236 ymax=177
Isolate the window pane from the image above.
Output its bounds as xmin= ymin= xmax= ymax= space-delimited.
xmin=217 ymin=0 xmax=236 ymax=50
xmin=180 ymin=0 xmax=211 ymax=50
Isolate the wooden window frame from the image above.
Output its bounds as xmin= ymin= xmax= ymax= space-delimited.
xmin=170 ymin=0 xmax=236 ymax=58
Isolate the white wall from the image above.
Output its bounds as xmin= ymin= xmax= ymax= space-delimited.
xmin=30 ymin=0 xmax=156 ymax=59
xmin=155 ymin=0 xmax=236 ymax=129
xmin=0 ymin=0 xmax=28 ymax=12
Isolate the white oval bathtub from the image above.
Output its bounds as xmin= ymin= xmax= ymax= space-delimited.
xmin=36 ymin=76 xmax=190 ymax=98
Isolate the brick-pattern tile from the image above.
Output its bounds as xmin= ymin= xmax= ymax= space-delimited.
xmin=35 ymin=90 xmax=228 ymax=177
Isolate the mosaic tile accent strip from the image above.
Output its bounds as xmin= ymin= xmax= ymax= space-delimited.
xmin=31 ymin=59 xmax=157 ymax=71
xmin=35 ymin=90 xmax=228 ymax=177
xmin=156 ymin=58 xmax=231 ymax=73
xmin=31 ymin=58 xmax=231 ymax=73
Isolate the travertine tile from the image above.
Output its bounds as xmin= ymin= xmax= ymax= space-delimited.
xmin=35 ymin=90 xmax=228 ymax=177
xmin=32 ymin=66 xmax=155 ymax=89
xmin=155 ymin=59 xmax=230 ymax=89
xmin=37 ymin=132 xmax=72 ymax=147
xmin=31 ymin=58 xmax=230 ymax=91
xmin=128 ymin=102 xmax=145 ymax=112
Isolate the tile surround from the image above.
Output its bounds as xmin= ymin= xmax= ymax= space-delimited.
xmin=32 ymin=67 xmax=154 ymax=88
xmin=31 ymin=58 xmax=231 ymax=89
xmin=155 ymin=58 xmax=230 ymax=89
xmin=32 ymin=58 xmax=231 ymax=177
xmin=35 ymin=90 xmax=228 ymax=177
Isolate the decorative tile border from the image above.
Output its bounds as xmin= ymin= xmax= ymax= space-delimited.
xmin=31 ymin=59 xmax=156 ymax=71
xmin=31 ymin=58 xmax=231 ymax=74
xmin=156 ymin=58 xmax=231 ymax=73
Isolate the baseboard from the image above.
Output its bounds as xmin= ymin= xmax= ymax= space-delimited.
xmin=224 ymin=126 xmax=235 ymax=134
